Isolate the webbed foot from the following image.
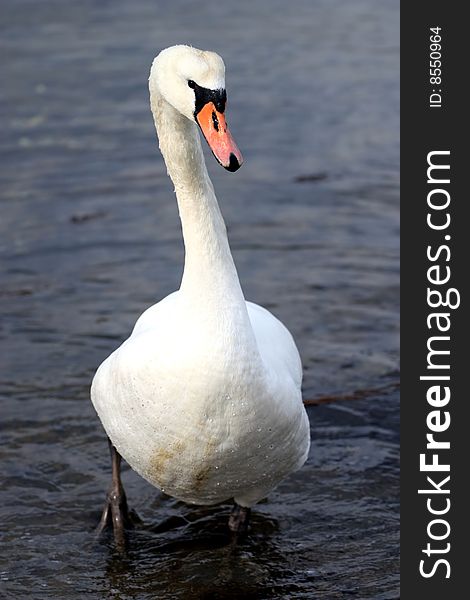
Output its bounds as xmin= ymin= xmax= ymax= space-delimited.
xmin=95 ymin=438 xmax=141 ymax=550
xmin=228 ymin=502 xmax=251 ymax=535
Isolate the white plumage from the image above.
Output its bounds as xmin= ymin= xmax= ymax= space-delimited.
xmin=91 ymin=45 xmax=310 ymax=510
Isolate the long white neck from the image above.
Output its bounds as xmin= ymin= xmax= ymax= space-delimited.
xmin=151 ymin=90 xmax=256 ymax=344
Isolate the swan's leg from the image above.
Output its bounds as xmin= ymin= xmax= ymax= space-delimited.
xmin=228 ymin=502 xmax=251 ymax=534
xmin=96 ymin=438 xmax=139 ymax=548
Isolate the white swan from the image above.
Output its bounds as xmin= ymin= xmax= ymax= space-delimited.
xmin=91 ymin=45 xmax=310 ymax=538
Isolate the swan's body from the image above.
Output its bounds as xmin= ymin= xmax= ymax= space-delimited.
xmin=91 ymin=45 xmax=310 ymax=512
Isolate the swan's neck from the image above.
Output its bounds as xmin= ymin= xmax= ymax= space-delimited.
xmin=151 ymin=91 xmax=249 ymax=319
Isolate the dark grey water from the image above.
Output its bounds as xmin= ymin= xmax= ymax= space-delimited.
xmin=1 ymin=1 xmax=399 ymax=598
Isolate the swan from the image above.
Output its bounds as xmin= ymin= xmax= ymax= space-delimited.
xmin=91 ymin=45 xmax=310 ymax=543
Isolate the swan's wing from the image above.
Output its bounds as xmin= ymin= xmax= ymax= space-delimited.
xmin=131 ymin=291 xmax=181 ymax=336
xmin=105 ymin=294 xmax=302 ymax=390
xmin=246 ymin=301 xmax=303 ymax=388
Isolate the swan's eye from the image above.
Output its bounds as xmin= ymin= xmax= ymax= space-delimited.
xmin=187 ymin=80 xmax=196 ymax=89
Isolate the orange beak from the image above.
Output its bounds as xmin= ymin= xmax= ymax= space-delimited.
xmin=196 ymin=102 xmax=243 ymax=172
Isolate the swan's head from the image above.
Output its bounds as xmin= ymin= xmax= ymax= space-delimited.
xmin=149 ymin=45 xmax=243 ymax=172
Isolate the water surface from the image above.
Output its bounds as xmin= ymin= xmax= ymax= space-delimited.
xmin=1 ymin=1 xmax=399 ymax=598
